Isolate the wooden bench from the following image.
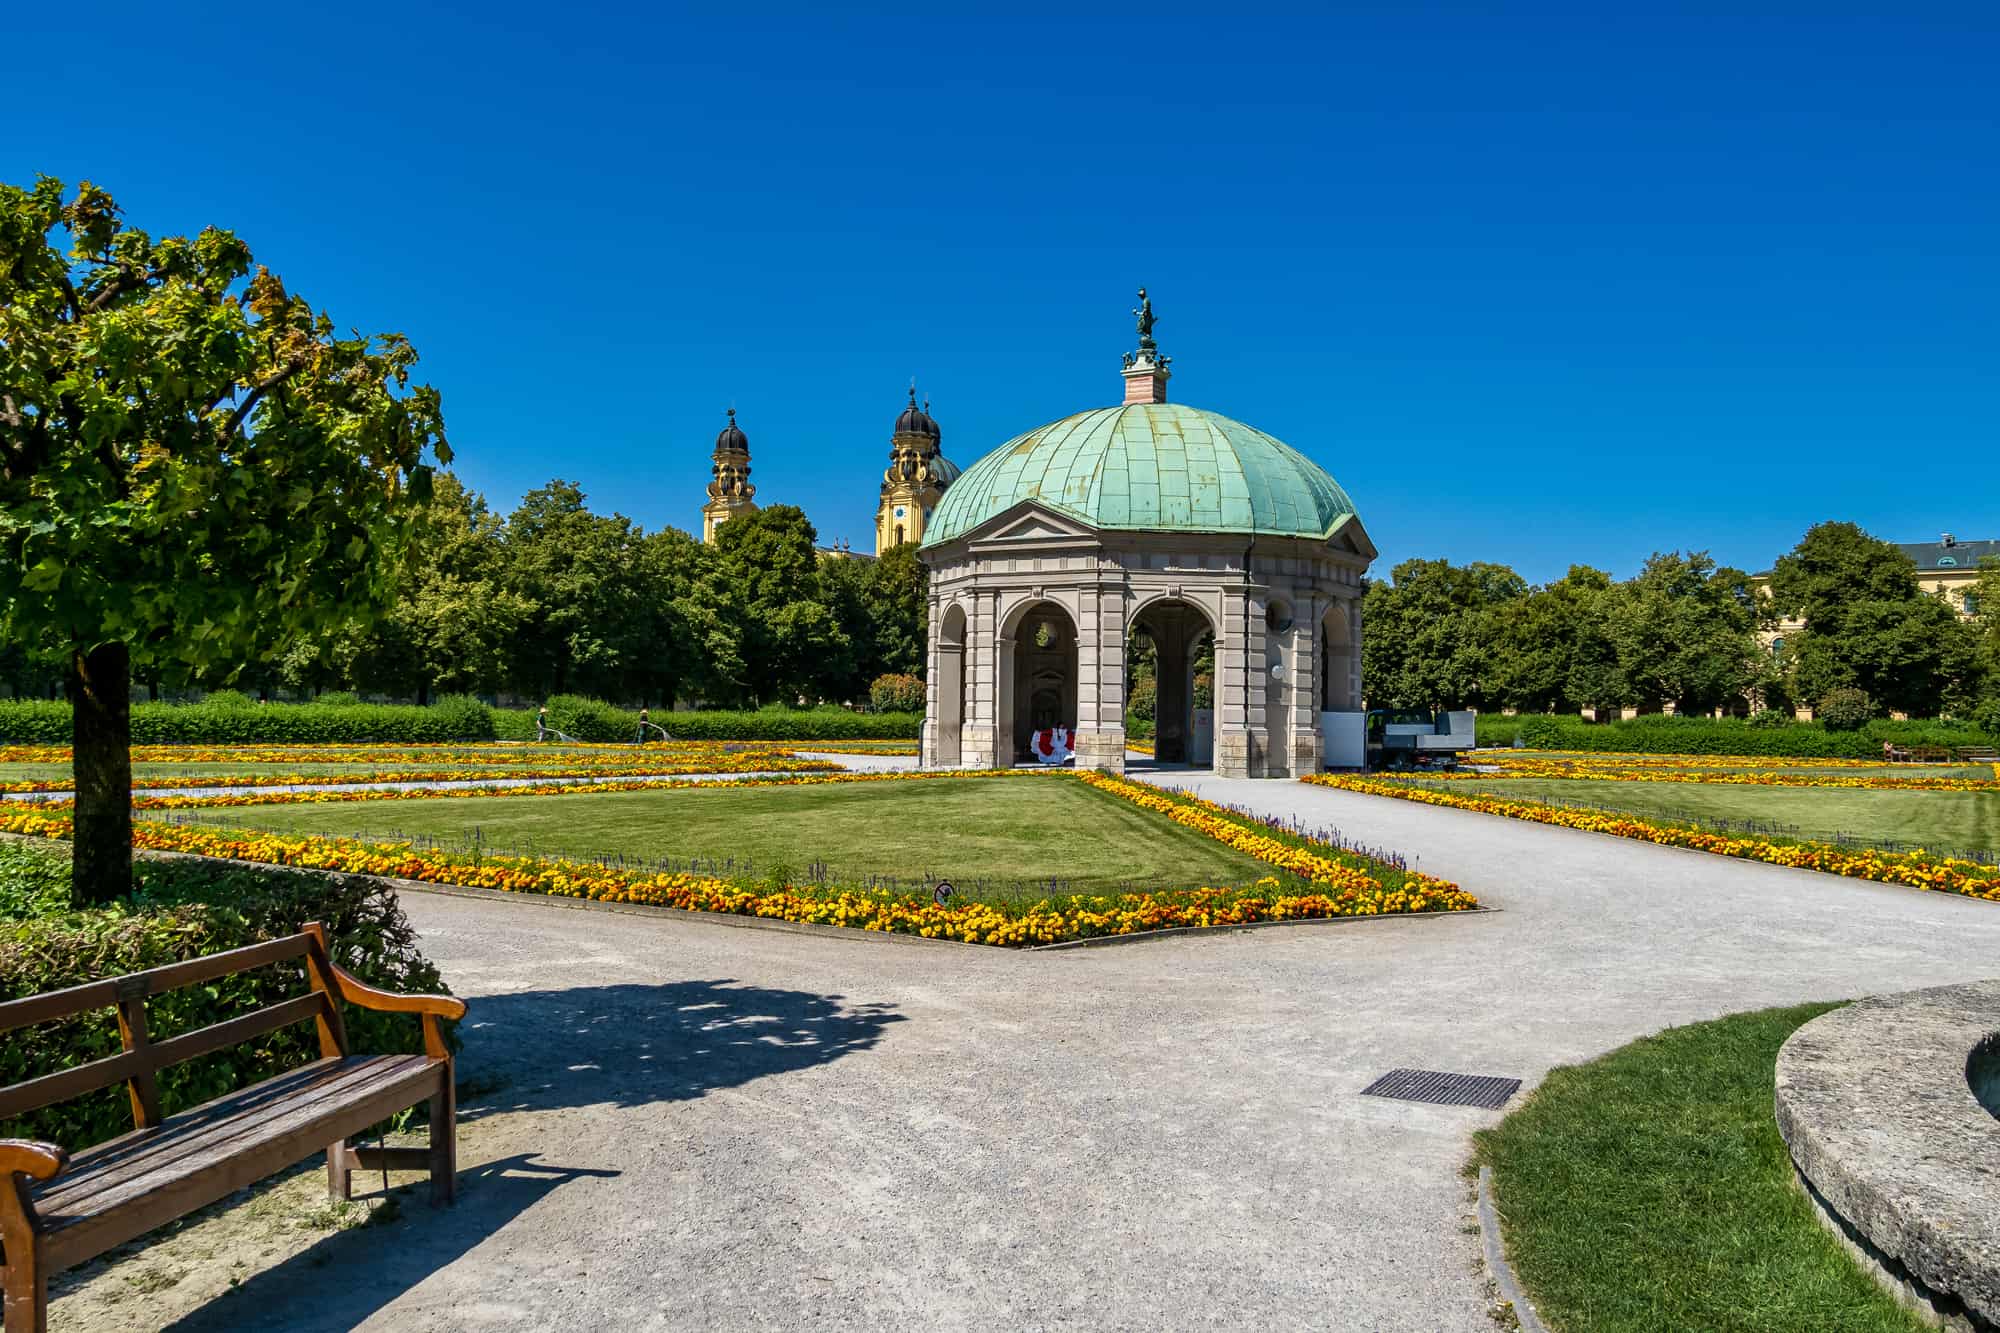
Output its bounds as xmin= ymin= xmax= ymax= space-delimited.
xmin=1953 ymin=745 xmax=1998 ymax=763
xmin=0 ymin=922 xmax=465 ymax=1333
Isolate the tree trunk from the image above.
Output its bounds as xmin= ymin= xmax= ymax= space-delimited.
xmin=69 ymin=642 xmax=133 ymax=907
xmin=417 ymin=680 xmax=429 ymax=706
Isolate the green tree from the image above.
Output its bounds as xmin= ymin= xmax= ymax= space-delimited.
xmin=1770 ymin=522 xmax=1976 ymax=716
xmin=349 ymin=473 xmax=533 ymax=700
xmin=501 ymin=480 xmax=649 ymax=698
xmin=1607 ymin=552 xmax=1760 ymax=714
xmin=1362 ymin=559 xmax=1528 ymax=710
xmin=689 ymin=506 xmax=849 ymax=705
xmin=0 ymin=178 xmax=445 ymax=902
xmin=1485 ymin=565 xmax=1620 ymax=714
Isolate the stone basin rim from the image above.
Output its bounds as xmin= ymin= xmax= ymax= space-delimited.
xmin=1774 ymin=978 xmax=2000 ymax=1331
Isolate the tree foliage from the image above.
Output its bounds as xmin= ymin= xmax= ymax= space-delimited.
xmin=0 ymin=177 xmax=445 ymax=903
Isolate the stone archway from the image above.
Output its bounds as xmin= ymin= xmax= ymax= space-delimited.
xmin=1131 ymin=598 xmax=1218 ymax=767
xmin=999 ymin=601 xmax=1079 ymax=763
xmin=935 ymin=603 xmax=967 ymax=766
xmin=1319 ymin=601 xmax=1358 ymax=711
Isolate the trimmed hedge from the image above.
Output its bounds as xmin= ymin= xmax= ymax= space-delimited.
xmin=493 ymin=699 xmax=922 ymax=742
xmin=1475 ymin=712 xmax=1995 ymax=758
xmin=0 ymin=843 xmax=455 ymax=1152
xmin=0 ymin=695 xmax=495 ymax=745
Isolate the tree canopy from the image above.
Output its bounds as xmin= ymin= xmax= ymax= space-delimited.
xmin=0 ymin=176 xmax=447 ymax=902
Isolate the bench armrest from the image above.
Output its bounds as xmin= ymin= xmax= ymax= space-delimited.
xmin=301 ymin=922 xmax=466 ymax=1023
xmin=0 ymin=1139 xmax=68 ymax=1182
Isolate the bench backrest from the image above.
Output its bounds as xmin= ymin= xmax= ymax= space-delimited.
xmin=0 ymin=922 xmax=350 ymax=1131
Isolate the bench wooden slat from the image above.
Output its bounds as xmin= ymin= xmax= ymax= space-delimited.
xmin=145 ymin=993 xmax=331 ymax=1073
xmin=38 ymin=1055 xmax=443 ymax=1270
xmin=0 ymin=934 xmax=311 ymax=1034
xmin=0 ymin=992 xmax=333 ymax=1122
xmin=38 ymin=1058 xmax=407 ymax=1217
xmin=0 ymin=1050 xmax=146 ymax=1123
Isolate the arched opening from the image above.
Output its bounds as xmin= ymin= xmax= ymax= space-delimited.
xmin=1130 ymin=599 xmax=1218 ymax=768
xmin=1318 ymin=600 xmax=1364 ymax=768
xmin=935 ymin=603 xmax=966 ymax=767
xmin=1319 ymin=601 xmax=1357 ymax=711
xmin=1001 ymin=602 xmax=1078 ymax=764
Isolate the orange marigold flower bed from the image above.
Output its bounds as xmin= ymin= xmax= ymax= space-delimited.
xmin=0 ymin=771 xmax=1475 ymax=946
xmin=1304 ymin=774 xmax=2000 ymax=903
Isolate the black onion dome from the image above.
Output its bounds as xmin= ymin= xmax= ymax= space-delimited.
xmin=715 ymin=407 xmax=749 ymax=452
xmin=893 ymin=388 xmax=940 ymax=440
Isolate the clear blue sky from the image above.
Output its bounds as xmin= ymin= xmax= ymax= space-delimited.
xmin=10 ymin=3 xmax=1995 ymax=582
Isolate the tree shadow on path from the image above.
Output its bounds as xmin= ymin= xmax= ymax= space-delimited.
xmin=456 ymin=978 xmax=906 ymax=1119
xmin=126 ymin=980 xmax=900 ymax=1331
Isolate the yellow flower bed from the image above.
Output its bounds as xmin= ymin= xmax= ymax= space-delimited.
xmin=1078 ymin=772 xmax=1474 ymax=911
xmin=0 ymin=752 xmax=843 ymax=794
xmin=1453 ymin=752 xmax=1997 ymax=792
xmin=1304 ymin=774 xmax=2000 ymax=903
xmin=0 ymin=770 xmax=1474 ymax=945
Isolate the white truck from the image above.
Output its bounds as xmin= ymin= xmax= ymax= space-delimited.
xmin=1366 ymin=710 xmax=1477 ymax=770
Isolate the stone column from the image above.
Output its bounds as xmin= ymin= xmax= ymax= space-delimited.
xmin=1214 ymin=586 xmax=1254 ymax=778
xmin=1073 ymin=583 xmax=1126 ymax=773
xmin=920 ymin=595 xmax=940 ymax=767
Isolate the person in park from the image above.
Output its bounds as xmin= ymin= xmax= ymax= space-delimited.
xmin=635 ymin=705 xmax=651 ymax=744
xmin=0 ymin=176 xmax=448 ymax=906
xmin=536 ymin=704 xmax=549 ymax=741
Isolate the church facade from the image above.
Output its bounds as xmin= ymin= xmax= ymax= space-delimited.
xmin=699 ymin=391 xmax=962 ymax=557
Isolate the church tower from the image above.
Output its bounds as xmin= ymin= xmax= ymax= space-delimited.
xmin=874 ymin=388 xmax=958 ymax=554
xmin=701 ymin=408 xmax=758 ymax=543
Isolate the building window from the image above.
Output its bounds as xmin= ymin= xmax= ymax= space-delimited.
xmin=894 ymin=524 xmax=904 ymax=545
xmin=1937 ymin=556 xmax=1958 ymax=566
xmin=1967 ymin=593 xmax=1980 ymax=616
xmin=1771 ymin=637 xmax=1785 ymax=655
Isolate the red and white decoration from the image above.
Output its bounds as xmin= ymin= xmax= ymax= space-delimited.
xmin=1030 ymin=727 xmax=1074 ymax=764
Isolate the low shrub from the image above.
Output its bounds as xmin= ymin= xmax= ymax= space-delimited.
xmin=0 ymin=848 xmax=455 ymax=1153
xmin=1816 ymin=687 xmax=1874 ymax=733
xmin=0 ymin=697 xmax=498 ymax=744
xmin=1504 ymin=711 xmax=1992 ymax=758
xmin=868 ymin=674 xmax=926 ymax=714
xmin=494 ymin=701 xmax=921 ymax=742
xmin=0 ymin=839 xmax=71 ymax=918
xmin=1517 ymin=715 xmax=1570 ymax=749
xmin=1747 ymin=708 xmax=1793 ymax=729
xmin=1474 ymin=714 xmax=1524 ymax=747
xmin=314 ymin=690 xmax=363 ymax=707
xmin=1126 ymin=676 xmax=1157 ymax=724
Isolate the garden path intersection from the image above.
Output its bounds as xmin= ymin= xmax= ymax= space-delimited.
xmin=49 ymin=769 xmax=2000 ymax=1331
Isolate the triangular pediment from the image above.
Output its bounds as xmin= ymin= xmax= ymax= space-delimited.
xmin=963 ymin=500 xmax=1101 ymax=546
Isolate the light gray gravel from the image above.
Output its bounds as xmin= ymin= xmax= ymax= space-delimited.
xmin=89 ymin=772 xmax=2000 ymax=1332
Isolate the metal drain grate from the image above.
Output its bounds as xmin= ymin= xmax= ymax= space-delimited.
xmin=1361 ymin=1068 xmax=1521 ymax=1109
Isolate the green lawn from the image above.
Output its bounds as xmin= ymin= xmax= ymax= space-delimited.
xmin=1440 ymin=778 xmax=2000 ymax=856
xmin=185 ymin=777 xmax=1284 ymax=901
xmin=1476 ymin=1004 xmax=1925 ymax=1333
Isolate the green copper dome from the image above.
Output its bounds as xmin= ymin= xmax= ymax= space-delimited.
xmin=920 ymin=402 xmax=1359 ymax=547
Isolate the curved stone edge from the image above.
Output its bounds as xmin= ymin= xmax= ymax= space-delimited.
xmin=1774 ymin=980 xmax=2000 ymax=1331
xmin=1476 ymin=1165 xmax=1551 ymax=1333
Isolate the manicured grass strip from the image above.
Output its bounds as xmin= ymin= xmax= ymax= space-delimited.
xmin=146 ymin=776 xmax=1281 ymax=901
xmin=1306 ymin=775 xmax=2000 ymax=902
xmin=1435 ymin=777 xmax=2000 ymax=858
xmin=1475 ymin=1005 xmax=1927 ymax=1333
xmin=0 ymin=772 xmax=1472 ymax=945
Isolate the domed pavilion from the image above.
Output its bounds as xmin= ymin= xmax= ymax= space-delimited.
xmin=917 ymin=294 xmax=1375 ymax=778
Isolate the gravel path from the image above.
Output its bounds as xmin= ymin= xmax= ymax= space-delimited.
xmin=49 ymin=769 xmax=2000 ymax=1332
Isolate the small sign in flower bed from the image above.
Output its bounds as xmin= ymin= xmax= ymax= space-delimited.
xmin=1305 ymin=774 xmax=2000 ymax=903
xmin=0 ymin=772 xmax=1475 ymax=947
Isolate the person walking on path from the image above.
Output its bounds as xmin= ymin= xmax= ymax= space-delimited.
xmin=634 ymin=706 xmax=651 ymax=745
xmin=536 ymin=705 xmax=549 ymax=742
